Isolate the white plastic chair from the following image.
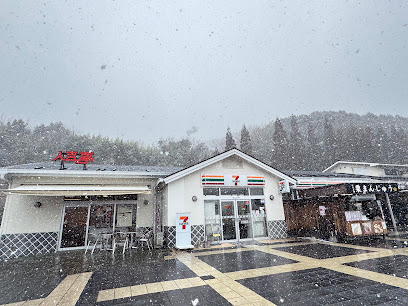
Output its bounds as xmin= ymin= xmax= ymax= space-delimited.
xmin=138 ymin=230 xmax=153 ymax=250
xmin=113 ymin=232 xmax=129 ymax=254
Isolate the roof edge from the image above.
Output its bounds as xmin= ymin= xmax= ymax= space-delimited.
xmin=163 ymin=148 xmax=297 ymax=184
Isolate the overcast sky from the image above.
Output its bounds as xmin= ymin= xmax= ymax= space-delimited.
xmin=1 ymin=1 xmax=407 ymax=144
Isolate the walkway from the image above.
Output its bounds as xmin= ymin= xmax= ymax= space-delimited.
xmin=2 ymin=237 xmax=408 ymax=305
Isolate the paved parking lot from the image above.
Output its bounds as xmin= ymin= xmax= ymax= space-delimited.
xmin=3 ymin=237 xmax=408 ymax=305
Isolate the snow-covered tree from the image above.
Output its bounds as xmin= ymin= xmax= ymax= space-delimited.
xmin=240 ymin=125 xmax=252 ymax=155
xmin=225 ymin=127 xmax=236 ymax=151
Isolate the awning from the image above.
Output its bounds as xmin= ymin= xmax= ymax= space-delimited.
xmin=0 ymin=185 xmax=151 ymax=196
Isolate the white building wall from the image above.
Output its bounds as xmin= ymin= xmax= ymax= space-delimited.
xmin=165 ymin=156 xmax=285 ymax=227
xmin=136 ymin=193 xmax=154 ymax=227
xmin=1 ymin=195 xmax=63 ymax=235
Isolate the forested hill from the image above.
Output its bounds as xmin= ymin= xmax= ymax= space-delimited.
xmin=249 ymin=111 xmax=408 ymax=171
xmin=1 ymin=111 xmax=408 ymax=171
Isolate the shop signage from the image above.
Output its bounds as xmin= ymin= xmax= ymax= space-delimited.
xmin=278 ymin=180 xmax=290 ymax=193
xmin=176 ymin=212 xmax=193 ymax=249
xmin=53 ymin=151 xmax=94 ymax=169
xmin=345 ymin=183 xmax=398 ymax=194
xmin=319 ymin=206 xmax=326 ymax=216
xmin=201 ymin=175 xmax=264 ymax=186
xmin=53 ymin=151 xmax=94 ymax=164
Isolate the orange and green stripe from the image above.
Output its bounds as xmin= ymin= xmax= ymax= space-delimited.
xmin=202 ymin=175 xmax=225 ymax=185
xmin=247 ymin=176 xmax=265 ymax=186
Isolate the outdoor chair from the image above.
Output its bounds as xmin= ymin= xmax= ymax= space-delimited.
xmin=85 ymin=232 xmax=113 ymax=254
xmin=113 ymin=231 xmax=129 ymax=254
xmin=138 ymin=229 xmax=153 ymax=250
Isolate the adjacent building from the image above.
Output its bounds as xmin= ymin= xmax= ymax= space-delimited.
xmin=0 ymin=149 xmax=295 ymax=259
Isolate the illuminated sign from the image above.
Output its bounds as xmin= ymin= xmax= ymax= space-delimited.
xmin=53 ymin=151 xmax=94 ymax=169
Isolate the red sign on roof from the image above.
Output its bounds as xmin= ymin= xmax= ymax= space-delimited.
xmin=53 ymin=151 xmax=94 ymax=169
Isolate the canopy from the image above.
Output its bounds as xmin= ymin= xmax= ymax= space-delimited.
xmin=0 ymin=185 xmax=151 ymax=196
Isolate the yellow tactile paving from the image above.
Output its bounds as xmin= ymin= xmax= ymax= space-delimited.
xmin=96 ymin=288 xmax=115 ymax=302
xmin=21 ymin=300 xmax=44 ymax=306
xmin=114 ymin=286 xmax=132 ymax=299
xmin=57 ymin=272 xmax=92 ymax=306
xmin=130 ymin=284 xmax=147 ymax=296
xmin=160 ymin=280 xmax=179 ymax=291
xmin=40 ymin=274 xmax=78 ymax=306
xmin=174 ymin=278 xmax=193 ymax=289
xmin=145 ymin=282 xmax=164 ymax=293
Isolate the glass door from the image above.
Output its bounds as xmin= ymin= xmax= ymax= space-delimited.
xmin=204 ymin=200 xmax=222 ymax=243
xmin=60 ymin=206 xmax=89 ymax=248
xmin=221 ymin=201 xmax=236 ymax=240
xmin=88 ymin=204 xmax=114 ymax=236
xmin=237 ymin=200 xmax=253 ymax=239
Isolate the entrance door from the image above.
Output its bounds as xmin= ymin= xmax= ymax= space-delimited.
xmin=60 ymin=206 xmax=89 ymax=248
xmin=237 ymin=200 xmax=253 ymax=239
xmin=221 ymin=201 xmax=236 ymax=240
xmin=221 ymin=200 xmax=254 ymax=241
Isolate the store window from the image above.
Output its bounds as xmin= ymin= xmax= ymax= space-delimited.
xmin=220 ymin=187 xmax=249 ymax=196
xmin=251 ymin=199 xmax=267 ymax=237
xmin=250 ymin=188 xmax=264 ymax=196
xmin=203 ymin=188 xmax=220 ymax=196
xmin=204 ymin=200 xmax=221 ymax=242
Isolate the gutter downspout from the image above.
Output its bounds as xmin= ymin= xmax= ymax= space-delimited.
xmin=153 ymin=178 xmax=166 ymax=247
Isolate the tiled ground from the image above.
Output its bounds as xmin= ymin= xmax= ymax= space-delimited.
xmin=197 ymin=250 xmax=297 ymax=273
xmin=237 ymin=267 xmax=408 ymax=305
xmin=78 ymin=258 xmax=197 ymax=304
xmin=345 ymin=255 xmax=408 ymax=279
xmin=341 ymin=237 xmax=408 ymax=249
xmin=4 ymin=237 xmax=408 ymax=305
xmin=275 ymin=243 xmax=373 ymax=259
xmin=96 ymin=285 xmax=232 ymax=306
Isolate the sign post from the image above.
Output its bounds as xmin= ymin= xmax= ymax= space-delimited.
xmin=176 ymin=212 xmax=194 ymax=249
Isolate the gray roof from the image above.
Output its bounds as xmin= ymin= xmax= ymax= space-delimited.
xmin=0 ymin=162 xmax=182 ymax=175
xmin=285 ymin=170 xmax=408 ymax=182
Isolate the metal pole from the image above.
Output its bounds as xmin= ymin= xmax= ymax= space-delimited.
xmin=385 ymin=193 xmax=398 ymax=231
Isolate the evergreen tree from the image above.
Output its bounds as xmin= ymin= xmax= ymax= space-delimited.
xmin=225 ymin=127 xmax=236 ymax=151
xmin=271 ymin=118 xmax=289 ymax=169
xmin=240 ymin=125 xmax=252 ymax=155
xmin=389 ymin=125 xmax=404 ymax=163
xmin=288 ymin=116 xmax=304 ymax=170
xmin=305 ymin=122 xmax=321 ymax=170
xmin=323 ymin=117 xmax=336 ymax=168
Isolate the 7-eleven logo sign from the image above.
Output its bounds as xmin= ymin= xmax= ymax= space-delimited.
xmin=233 ymin=175 xmax=240 ymax=186
xmin=179 ymin=216 xmax=189 ymax=230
